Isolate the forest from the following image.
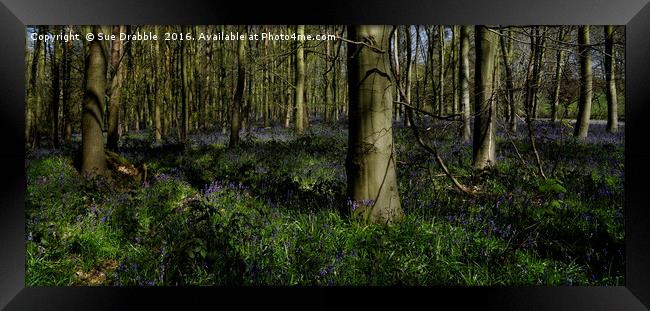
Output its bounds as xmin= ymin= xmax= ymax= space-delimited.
xmin=25 ymin=25 xmax=625 ymax=286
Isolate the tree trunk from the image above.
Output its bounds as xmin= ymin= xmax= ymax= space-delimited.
xmin=393 ymin=27 xmax=401 ymax=122
xmin=438 ymin=25 xmax=445 ymax=116
xmin=415 ymin=26 xmax=421 ymax=109
xmin=605 ymin=25 xmax=618 ymax=133
xmin=229 ymin=26 xmax=246 ymax=148
xmin=50 ymin=26 xmax=61 ymax=148
xmin=404 ymin=26 xmax=413 ymax=127
xmin=62 ymin=25 xmax=73 ymax=143
xmin=551 ymin=27 xmax=566 ymax=123
xmin=574 ymin=26 xmax=592 ymax=138
xmin=460 ymin=26 xmax=471 ymax=142
xmin=284 ymin=42 xmax=293 ymax=128
xmin=154 ymin=26 xmax=162 ymax=142
xmin=219 ymin=25 xmax=227 ymax=133
xmin=294 ymin=25 xmax=305 ymax=134
xmin=26 ymin=27 xmax=43 ymax=148
xmin=81 ymin=26 xmax=108 ymax=177
xmin=451 ymin=25 xmax=459 ymax=116
xmin=500 ymin=28 xmax=516 ymax=132
xmin=30 ymin=26 xmax=46 ymax=148
xmin=346 ymin=25 xmax=403 ymax=225
xmin=107 ymin=25 xmax=126 ymax=150
xmin=263 ymin=30 xmax=271 ymax=127
xmin=532 ymin=26 xmax=547 ymax=119
xmin=324 ymin=26 xmax=334 ymax=123
xmin=472 ymin=26 xmax=498 ymax=170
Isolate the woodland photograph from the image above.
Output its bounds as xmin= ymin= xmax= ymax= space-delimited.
xmin=25 ymin=25 xmax=624 ymax=286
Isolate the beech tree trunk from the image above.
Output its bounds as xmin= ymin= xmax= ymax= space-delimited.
xmin=107 ymin=25 xmax=126 ymax=150
xmin=346 ymin=25 xmax=403 ymax=225
xmin=81 ymin=26 xmax=108 ymax=177
xmin=574 ymin=26 xmax=592 ymax=138
xmin=472 ymin=26 xmax=498 ymax=170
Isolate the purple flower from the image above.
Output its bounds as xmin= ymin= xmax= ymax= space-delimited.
xmin=347 ymin=198 xmax=360 ymax=212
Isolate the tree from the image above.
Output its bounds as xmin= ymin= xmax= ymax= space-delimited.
xmin=181 ymin=26 xmax=190 ymax=142
xmin=472 ymin=26 xmax=498 ymax=170
xmin=403 ymin=25 xmax=413 ymax=126
xmin=62 ymin=25 xmax=74 ymax=143
xmin=323 ymin=25 xmax=334 ymax=123
xmin=153 ymin=25 xmax=163 ymax=142
xmin=531 ymin=26 xmax=547 ymax=119
xmin=574 ymin=25 xmax=592 ymax=138
xmin=49 ymin=26 xmax=61 ymax=148
xmin=229 ymin=26 xmax=246 ymax=148
xmin=80 ymin=26 xmax=108 ymax=177
xmin=459 ymin=26 xmax=471 ymax=142
xmin=107 ymin=25 xmax=127 ymax=150
xmin=294 ymin=25 xmax=305 ymax=134
xmin=500 ymin=27 xmax=516 ymax=132
xmin=605 ymin=25 xmax=618 ymax=133
xmin=28 ymin=26 xmax=45 ymax=148
xmin=392 ymin=27 xmax=401 ymax=121
xmin=451 ymin=25 xmax=459 ymax=115
xmin=551 ymin=27 xmax=567 ymax=122
xmin=438 ymin=25 xmax=445 ymax=116
xmin=346 ymin=25 xmax=403 ymax=224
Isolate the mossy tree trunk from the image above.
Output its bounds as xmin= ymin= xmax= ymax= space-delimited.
xmin=574 ymin=26 xmax=592 ymax=138
xmin=346 ymin=25 xmax=403 ymax=225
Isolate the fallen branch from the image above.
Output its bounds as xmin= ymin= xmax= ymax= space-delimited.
xmin=405 ymin=107 xmax=477 ymax=196
xmin=387 ymin=26 xmax=475 ymax=196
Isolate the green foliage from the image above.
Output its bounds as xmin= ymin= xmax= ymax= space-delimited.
xmin=26 ymin=122 xmax=625 ymax=286
xmin=538 ymin=178 xmax=567 ymax=195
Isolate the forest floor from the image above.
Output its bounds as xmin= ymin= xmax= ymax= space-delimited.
xmin=25 ymin=118 xmax=624 ymax=285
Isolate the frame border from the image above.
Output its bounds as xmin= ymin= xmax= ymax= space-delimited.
xmin=1 ymin=0 xmax=649 ymax=309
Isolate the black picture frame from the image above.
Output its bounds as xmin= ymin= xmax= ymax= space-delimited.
xmin=1 ymin=0 xmax=649 ymax=309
